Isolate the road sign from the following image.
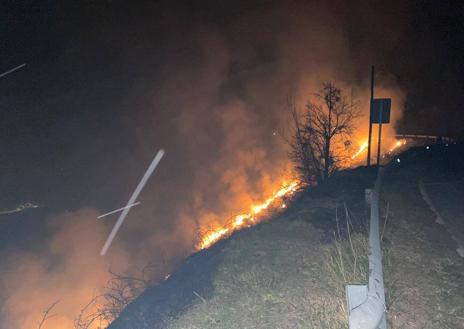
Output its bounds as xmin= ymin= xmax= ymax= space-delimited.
xmin=371 ymin=98 xmax=391 ymax=124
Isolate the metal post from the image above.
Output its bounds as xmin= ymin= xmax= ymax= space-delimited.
xmin=376 ymin=102 xmax=383 ymax=166
xmin=346 ymin=168 xmax=387 ymax=329
xmin=367 ymin=66 xmax=374 ymax=166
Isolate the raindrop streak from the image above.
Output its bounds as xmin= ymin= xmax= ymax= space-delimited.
xmin=100 ymin=149 xmax=165 ymax=256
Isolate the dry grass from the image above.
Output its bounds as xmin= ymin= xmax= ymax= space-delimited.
xmin=165 ymin=200 xmax=369 ymax=329
xmin=164 ymin=179 xmax=464 ymax=329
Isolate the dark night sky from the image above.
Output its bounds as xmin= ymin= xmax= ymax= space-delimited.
xmin=1 ymin=0 xmax=463 ymax=209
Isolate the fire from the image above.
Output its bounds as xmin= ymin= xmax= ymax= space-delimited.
xmin=351 ymin=140 xmax=369 ymax=159
xmin=196 ymin=139 xmax=407 ymax=251
xmin=197 ymin=180 xmax=299 ymax=250
xmin=388 ymin=139 xmax=406 ymax=153
xmin=351 ymin=139 xmax=407 ymax=160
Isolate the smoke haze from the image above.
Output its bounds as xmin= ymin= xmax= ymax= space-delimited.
xmin=0 ymin=1 xmax=420 ymax=327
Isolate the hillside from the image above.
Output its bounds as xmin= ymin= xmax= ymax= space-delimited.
xmin=109 ymin=143 xmax=464 ymax=329
xmin=108 ymin=167 xmax=375 ymax=329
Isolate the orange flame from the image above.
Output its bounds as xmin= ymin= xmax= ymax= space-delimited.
xmin=197 ymin=138 xmax=407 ymax=251
xmin=351 ymin=139 xmax=407 ymax=160
xmin=351 ymin=140 xmax=369 ymax=159
xmin=197 ymin=181 xmax=299 ymax=250
xmin=388 ymin=139 xmax=407 ymax=153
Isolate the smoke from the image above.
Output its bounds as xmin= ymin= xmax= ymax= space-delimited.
xmin=1 ymin=1 xmax=408 ymax=327
xmin=0 ymin=209 xmax=131 ymax=328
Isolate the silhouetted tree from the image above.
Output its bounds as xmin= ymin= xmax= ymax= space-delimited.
xmin=74 ymin=265 xmax=156 ymax=329
xmin=289 ymin=82 xmax=359 ymax=183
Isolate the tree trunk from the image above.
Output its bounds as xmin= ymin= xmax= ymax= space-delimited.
xmin=324 ymin=136 xmax=330 ymax=180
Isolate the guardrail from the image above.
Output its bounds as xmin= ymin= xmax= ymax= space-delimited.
xmin=395 ymin=134 xmax=453 ymax=143
xmin=346 ymin=168 xmax=387 ymax=329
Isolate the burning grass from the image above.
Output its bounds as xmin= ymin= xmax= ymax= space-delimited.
xmin=165 ymin=197 xmax=369 ymax=329
xmin=196 ymin=137 xmax=407 ymax=253
xmin=107 ymin=166 xmax=384 ymax=328
xmin=350 ymin=138 xmax=407 ymax=163
xmin=162 ymin=154 xmax=463 ymax=329
xmin=196 ymin=180 xmax=299 ymax=250
xmin=109 ymin=147 xmax=464 ymax=328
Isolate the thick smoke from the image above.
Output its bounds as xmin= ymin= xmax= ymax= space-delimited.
xmin=0 ymin=209 xmax=131 ymax=328
xmin=1 ymin=1 xmax=407 ymax=328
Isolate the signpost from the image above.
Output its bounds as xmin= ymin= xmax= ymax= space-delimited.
xmin=366 ymin=65 xmax=392 ymax=166
xmin=371 ymin=98 xmax=391 ymax=124
xmin=367 ymin=66 xmax=374 ymax=166
xmin=372 ymin=98 xmax=391 ymax=166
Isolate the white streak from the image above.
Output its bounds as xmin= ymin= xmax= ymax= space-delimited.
xmin=100 ymin=149 xmax=165 ymax=256
xmin=0 ymin=63 xmax=26 ymax=79
xmin=97 ymin=202 xmax=141 ymax=219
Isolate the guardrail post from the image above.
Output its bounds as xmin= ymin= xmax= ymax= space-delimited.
xmin=346 ymin=168 xmax=387 ymax=329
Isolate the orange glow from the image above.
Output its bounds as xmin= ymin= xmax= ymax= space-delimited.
xmin=197 ymin=180 xmax=298 ymax=250
xmin=388 ymin=139 xmax=407 ymax=153
xmin=196 ymin=138 xmax=407 ymax=251
xmin=351 ymin=140 xmax=369 ymax=159
xmin=351 ymin=138 xmax=407 ymax=160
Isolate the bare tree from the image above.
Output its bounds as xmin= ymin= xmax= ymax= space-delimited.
xmin=289 ymin=82 xmax=359 ymax=183
xmin=288 ymin=98 xmax=318 ymax=184
xmin=38 ymin=300 xmax=59 ymax=329
xmin=74 ymin=265 xmax=156 ymax=329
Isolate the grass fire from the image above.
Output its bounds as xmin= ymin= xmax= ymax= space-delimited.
xmin=197 ymin=180 xmax=299 ymax=250
xmin=2 ymin=1 xmax=464 ymax=329
xmin=197 ymin=134 xmax=408 ymax=252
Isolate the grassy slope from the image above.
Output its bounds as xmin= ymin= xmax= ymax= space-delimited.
xmin=110 ymin=144 xmax=464 ymax=328
xmin=109 ymin=167 xmax=374 ymax=329
xmin=165 ymin=218 xmax=368 ymax=329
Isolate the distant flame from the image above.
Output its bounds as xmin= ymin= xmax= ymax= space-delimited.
xmin=197 ymin=181 xmax=298 ymax=250
xmin=351 ymin=139 xmax=407 ymax=160
xmin=351 ymin=140 xmax=369 ymax=159
xmin=388 ymin=139 xmax=406 ymax=153
xmin=197 ymin=139 xmax=407 ymax=251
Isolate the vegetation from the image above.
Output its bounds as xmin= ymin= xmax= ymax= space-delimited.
xmin=164 ymin=194 xmax=369 ymax=329
xmin=106 ymin=146 xmax=464 ymax=329
xmin=73 ymin=266 xmax=155 ymax=329
xmin=289 ymin=82 xmax=360 ymax=184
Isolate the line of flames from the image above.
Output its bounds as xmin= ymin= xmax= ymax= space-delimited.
xmin=351 ymin=138 xmax=407 ymax=160
xmin=196 ymin=138 xmax=407 ymax=252
xmin=388 ymin=139 xmax=407 ymax=153
xmin=351 ymin=141 xmax=369 ymax=159
xmin=196 ymin=180 xmax=299 ymax=250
